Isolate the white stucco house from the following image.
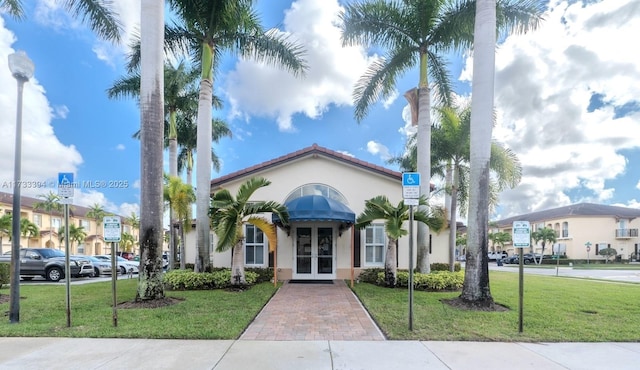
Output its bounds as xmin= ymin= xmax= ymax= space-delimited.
xmin=183 ymin=144 xmax=450 ymax=281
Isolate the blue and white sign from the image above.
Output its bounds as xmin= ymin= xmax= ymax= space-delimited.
xmin=402 ymin=172 xmax=420 ymax=199
xmin=58 ymin=172 xmax=74 ymax=199
xmin=512 ymin=221 xmax=531 ymax=248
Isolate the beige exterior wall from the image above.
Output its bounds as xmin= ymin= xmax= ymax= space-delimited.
xmin=186 ymin=154 xmax=451 ymax=278
xmin=496 ymin=215 xmax=640 ymax=261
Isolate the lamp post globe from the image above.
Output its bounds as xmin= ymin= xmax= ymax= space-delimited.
xmin=8 ymin=50 xmax=34 ymax=324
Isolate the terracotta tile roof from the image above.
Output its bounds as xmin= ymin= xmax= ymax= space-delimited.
xmin=494 ymin=203 xmax=640 ymax=227
xmin=210 ymin=143 xmax=402 ymax=189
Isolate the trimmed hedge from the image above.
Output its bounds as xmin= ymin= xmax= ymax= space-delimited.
xmin=357 ymin=267 xmax=464 ymax=291
xmin=430 ymin=262 xmax=461 ymax=272
xmin=0 ymin=262 xmax=9 ymax=288
xmin=163 ymin=269 xmax=258 ymax=290
xmin=388 ymin=270 xmax=464 ymax=291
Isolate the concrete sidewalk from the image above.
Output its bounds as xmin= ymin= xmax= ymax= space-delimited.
xmin=0 ymin=337 xmax=639 ymax=369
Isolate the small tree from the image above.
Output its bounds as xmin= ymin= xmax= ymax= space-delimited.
xmin=598 ymin=247 xmax=617 ymax=264
xmin=531 ymin=227 xmax=557 ymax=265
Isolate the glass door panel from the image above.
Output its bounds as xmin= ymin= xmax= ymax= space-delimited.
xmin=317 ymin=227 xmax=333 ymax=274
xmin=296 ymin=227 xmax=312 ymax=274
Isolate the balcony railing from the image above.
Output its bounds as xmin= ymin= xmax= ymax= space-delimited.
xmin=615 ymin=229 xmax=638 ymax=238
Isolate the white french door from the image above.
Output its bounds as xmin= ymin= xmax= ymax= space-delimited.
xmin=293 ymin=226 xmax=335 ymax=279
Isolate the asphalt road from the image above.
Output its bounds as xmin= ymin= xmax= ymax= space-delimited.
xmin=488 ymin=262 xmax=640 ymax=283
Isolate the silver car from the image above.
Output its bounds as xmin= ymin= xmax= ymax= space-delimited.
xmin=94 ymin=255 xmax=139 ymax=275
xmin=87 ymin=256 xmax=113 ymax=277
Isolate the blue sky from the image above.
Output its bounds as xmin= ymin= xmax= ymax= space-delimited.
xmin=0 ymin=0 xmax=639 ymax=224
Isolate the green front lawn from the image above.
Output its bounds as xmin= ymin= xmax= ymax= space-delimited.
xmin=0 ymin=280 xmax=278 ymax=339
xmin=352 ymin=271 xmax=640 ymax=341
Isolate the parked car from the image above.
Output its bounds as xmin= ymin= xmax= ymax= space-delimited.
xmin=87 ymin=256 xmax=113 ymax=277
xmin=117 ymin=251 xmax=136 ymax=260
xmin=94 ymin=255 xmax=139 ymax=275
xmin=0 ymin=248 xmax=93 ymax=282
xmin=488 ymin=251 xmax=508 ymax=261
xmin=502 ymin=253 xmax=544 ymax=265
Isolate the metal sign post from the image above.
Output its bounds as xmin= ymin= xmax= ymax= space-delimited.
xmin=585 ymin=242 xmax=592 ymax=264
xmin=512 ymin=221 xmax=530 ymax=333
xmin=58 ymin=172 xmax=74 ymax=328
xmin=402 ymin=172 xmax=420 ymax=331
xmin=104 ymin=216 xmax=122 ymax=327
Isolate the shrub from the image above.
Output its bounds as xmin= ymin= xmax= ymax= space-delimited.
xmin=430 ymin=263 xmax=461 ymax=272
xmin=0 ymin=262 xmax=9 ymax=288
xmin=163 ymin=269 xmax=258 ymax=290
xmin=246 ymin=267 xmax=274 ymax=283
xmin=357 ymin=268 xmax=384 ymax=284
xmin=382 ymin=270 xmax=464 ymax=291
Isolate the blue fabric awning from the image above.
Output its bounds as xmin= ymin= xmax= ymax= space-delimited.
xmin=273 ymin=195 xmax=355 ymax=224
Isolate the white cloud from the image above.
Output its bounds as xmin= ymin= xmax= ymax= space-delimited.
xmin=34 ymin=0 xmax=141 ymax=66
xmin=52 ymin=105 xmax=69 ymax=119
xmin=0 ymin=18 xmax=83 ymax=199
xmin=460 ymin=0 xmax=640 ymax=218
xmin=336 ymin=150 xmax=354 ymax=157
xmin=115 ymin=144 xmax=125 ymax=151
xmin=366 ymin=141 xmax=391 ymax=161
xmin=223 ymin=0 xmax=374 ymax=131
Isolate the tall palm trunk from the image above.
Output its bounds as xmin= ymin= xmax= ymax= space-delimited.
xmin=195 ymin=44 xmax=214 ymax=273
xmin=231 ymin=240 xmax=246 ymax=285
xmin=415 ymin=55 xmax=432 ymax=273
xmin=137 ymin=0 xmax=165 ymax=301
xmin=461 ymin=0 xmax=496 ymax=305
xmin=384 ymin=237 xmax=398 ymax=287
xmin=169 ymin=111 xmax=178 ymax=271
xmin=448 ymin=166 xmax=459 ymax=272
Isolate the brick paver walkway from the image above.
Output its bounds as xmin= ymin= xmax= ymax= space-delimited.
xmin=240 ymin=280 xmax=385 ymax=341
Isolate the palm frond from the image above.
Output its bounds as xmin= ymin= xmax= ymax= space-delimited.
xmin=63 ymin=0 xmax=122 ymax=42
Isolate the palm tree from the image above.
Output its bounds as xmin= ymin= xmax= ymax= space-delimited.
xmin=33 ymin=191 xmax=63 ymax=244
xmin=19 ymin=218 xmax=39 ymax=248
xmin=138 ymin=0 xmax=165 ymax=301
xmin=0 ymin=0 xmax=121 ymax=42
xmin=210 ymin=177 xmax=289 ymax=285
xmin=125 ymin=212 xmax=140 ymax=253
xmin=531 ymin=227 xmax=557 ymax=264
xmin=431 ymin=104 xmax=521 ymax=271
xmin=355 ymin=195 xmax=445 ymax=287
xmin=176 ymin=111 xmax=231 ymax=187
xmin=170 ymin=178 xmax=195 ymax=270
xmin=0 ymin=214 xmax=12 ymax=254
xmin=340 ymin=0 xmax=544 ymax=273
xmin=462 ymin=0 xmax=545 ymax=307
xmin=164 ymin=175 xmax=195 ymax=270
xmin=86 ymin=203 xmax=106 ymax=254
xmin=108 ymin=60 xmax=201 ymax=178
xmin=166 ymin=0 xmax=307 ymax=272
xmin=58 ymin=224 xmax=87 ymax=255
xmin=121 ymin=232 xmax=135 ymax=253
xmin=488 ymin=231 xmax=511 ymax=254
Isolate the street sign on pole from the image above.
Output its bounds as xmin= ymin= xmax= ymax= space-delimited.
xmin=103 ymin=216 xmax=122 ymax=242
xmin=402 ymin=172 xmax=420 ymax=199
xmin=512 ymin=221 xmax=531 ymax=248
xmin=58 ymin=172 xmax=74 ymax=199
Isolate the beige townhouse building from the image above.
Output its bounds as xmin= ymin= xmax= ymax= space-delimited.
xmin=0 ymin=192 xmax=139 ymax=256
xmin=493 ymin=203 xmax=640 ymax=261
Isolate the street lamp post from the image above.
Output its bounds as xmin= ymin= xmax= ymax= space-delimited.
xmin=8 ymin=50 xmax=35 ymax=324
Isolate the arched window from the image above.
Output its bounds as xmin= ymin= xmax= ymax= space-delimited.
xmin=562 ymin=222 xmax=569 ymax=238
xmin=284 ymin=183 xmax=349 ymax=205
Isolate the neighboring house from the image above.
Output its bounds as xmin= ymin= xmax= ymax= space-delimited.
xmin=493 ymin=203 xmax=640 ymax=261
xmin=0 ymin=192 xmax=138 ymax=256
xmin=184 ymin=144 xmax=450 ymax=280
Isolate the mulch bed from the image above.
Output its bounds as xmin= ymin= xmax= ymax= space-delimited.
xmin=117 ymin=296 xmax=184 ymax=309
xmin=0 ymin=294 xmax=9 ymax=304
xmin=441 ymin=297 xmax=510 ymax=312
